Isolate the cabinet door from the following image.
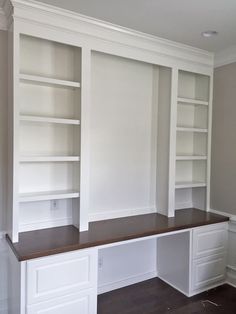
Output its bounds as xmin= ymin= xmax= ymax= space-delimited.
xmin=192 ymin=253 xmax=226 ymax=291
xmin=27 ymin=289 xmax=97 ymax=314
xmin=193 ymin=223 xmax=228 ymax=259
xmin=27 ymin=248 xmax=98 ymax=305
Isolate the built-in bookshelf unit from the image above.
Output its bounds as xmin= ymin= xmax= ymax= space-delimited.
xmin=175 ymin=70 xmax=210 ymax=211
xmin=10 ymin=34 xmax=82 ymax=240
xmin=6 ymin=0 xmax=214 ymax=243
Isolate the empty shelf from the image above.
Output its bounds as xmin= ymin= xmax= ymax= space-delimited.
xmin=20 ymin=156 xmax=80 ymax=162
xmin=19 ymin=74 xmax=81 ymax=88
xmin=175 ymin=181 xmax=206 ymax=189
xmin=20 ymin=115 xmax=80 ymax=125
xmin=176 ymin=155 xmax=207 ymax=161
xmin=19 ymin=190 xmax=80 ymax=202
xmin=177 ymin=97 xmax=209 ymax=106
xmin=177 ymin=127 xmax=208 ymax=133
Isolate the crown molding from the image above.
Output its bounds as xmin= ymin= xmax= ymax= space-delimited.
xmin=3 ymin=0 xmax=213 ymax=68
xmin=214 ymin=45 xmax=236 ymax=68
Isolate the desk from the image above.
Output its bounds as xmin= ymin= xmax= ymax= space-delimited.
xmin=6 ymin=208 xmax=229 ymax=314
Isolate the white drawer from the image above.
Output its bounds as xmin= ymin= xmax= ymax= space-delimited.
xmin=192 ymin=223 xmax=228 ymax=259
xmin=27 ymin=248 xmax=98 ymax=305
xmin=192 ymin=253 xmax=226 ymax=291
xmin=27 ymin=289 xmax=97 ymax=314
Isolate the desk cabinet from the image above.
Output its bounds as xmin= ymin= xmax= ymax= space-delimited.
xmin=191 ymin=222 xmax=228 ymax=295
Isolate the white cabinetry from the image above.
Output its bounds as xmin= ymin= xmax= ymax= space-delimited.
xmin=22 ymin=248 xmax=98 ymax=314
xmin=191 ymin=223 xmax=228 ymax=295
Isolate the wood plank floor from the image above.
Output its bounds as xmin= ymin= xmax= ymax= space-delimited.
xmin=98 ymin=278 xmax=236 ymax=314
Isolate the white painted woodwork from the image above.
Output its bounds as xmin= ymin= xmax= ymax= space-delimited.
xmin=19 ymin=190 xmax=79 ymax=202
xmin=192 ymin=223 xmax=228 ymax=259
xmin=27 ymin=248 xmax=98 ymax=305
xmin=19 ymin=115 xmax=80 ymax=125
xmin=20 ymin=156 xmax=80 ymax=162
xmin=175 ymin=70 xmax=211 ymax=211
xmin=98 ymin=239 xmax=157 ymax=294
xmin=192 ymin=253 xmax=226 ymax=291
xmin=19 ymin=74 xmax=80 ymax=89
xmin=157 ymin=231 xmax=191 ymax=296
xmin=27 ymin=289 xmax=97 ymax=314
xmin=177 ymin=97 xmax=209 ymax=106
xmin=89 ymin=52 xmax=160 ymax=218
xmin=5 ymin=0 xmax=213 ymax=240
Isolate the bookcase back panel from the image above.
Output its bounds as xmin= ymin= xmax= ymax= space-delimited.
xmin=19 ymin=163 xmax=80 ymax=193
xmin=176 ymin=132 xmax=207 ymax=156
xmin=19 ymin=199 xmax=72 ymax=232
xmin=176 ymin=160 xmax=206 ymax=183
xmin=177 ymin=104 xmax=208 ymax=129
xmin=20 ymin=123 xmax=80 ymax=156
xmin=20 ymin=35 xmax=81 ymax=81
xmin=19 ymin=83 xmax=80 ymax=119
xmin=178 ymin=71 xmax=209 ymax=101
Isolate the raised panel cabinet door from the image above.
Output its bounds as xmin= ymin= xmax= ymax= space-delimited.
xmin=192 ymin=223 xmax=228 ymax=259
xmin=27 ymin=289 xmax=97 ymax=314
xmin=27 ymin=248 xmax=98 ymax=305
xmin=192 ymin=253 xmax=226 ymax=291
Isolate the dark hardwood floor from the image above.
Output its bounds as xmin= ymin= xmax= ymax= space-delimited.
xmin=98 ymin=278 xmax=236 ymax=314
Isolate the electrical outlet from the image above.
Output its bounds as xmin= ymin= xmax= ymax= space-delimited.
xmin=98 ymin=257 xmax=103 ymax=269
xmin=51 ymin=200 xmax=59 ymax=210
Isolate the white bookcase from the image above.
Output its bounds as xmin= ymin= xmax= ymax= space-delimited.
xmin=175 ymin=70 xmax=211 ymax=210
xmin=6 ymin=0 xmax=214 ymax=243
xmin=9 ymin=34 xmax=85 ymax=240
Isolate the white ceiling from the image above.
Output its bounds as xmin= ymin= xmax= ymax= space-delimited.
xmin=35 ymin=0 xmax=236 ymax=53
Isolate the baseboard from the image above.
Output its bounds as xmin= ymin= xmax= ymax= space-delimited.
xmin=175 ymin=202 xmax=193 ymax=210
xmin=19 ymin=217 xmax=73 ymax=232
xmin=226 ymin=265 xmax=236 ymax=287
xmin=209 ymin=208 xmax=233 ymax=218
xmin=98 ymin=271 xmax=157 ymax=295
xmin=89 ymin=207 xmax=157 ymax=222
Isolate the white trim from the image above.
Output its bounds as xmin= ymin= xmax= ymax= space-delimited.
xmin=3 ymin=0 xmax=213 ymax=69
xmin=209 ymin=208 xmax=233 ymax=218
xmin=98 ymin=271 xmax=157 ymax=295
xmin=226 ymin=265 xmax=236 ymax=288
xmin=214 ymin=46 xmax=236 ymax=68
xmin=89 ymin=207 xmax=157 ymax=222
xmin=19 ymin=217 xmax=72 ymax=232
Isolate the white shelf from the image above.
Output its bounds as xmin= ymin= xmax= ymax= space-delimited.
xmin=176 ymin=155 xmax=207 ymax=161
xmin=19 ymin=190 xmax=80 ymax=202
xmin=20 ymin=156 xmax=80 ymax=162
xmin=20 ymin=115 xmax=80 ymax=125
xmin=175 ymin=181 xmax=207 ymax=189
xmin=177 ymin=97 xmax=209 ymax=106
xmin=19 ymin=74 xmax=81 ymax=88
xmin=177 ymin=127 xmax=208 ymax=133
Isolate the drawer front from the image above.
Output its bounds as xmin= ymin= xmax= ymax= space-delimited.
xmin=27 ymin=248 xmax=98 ymax=305
xmin=192 ymin=253 xmax=226 ymax=291
xmin=27 ymin=289 xmax=97 ymax=314
xmin=193 ymin=223 xmax=228 ymax=259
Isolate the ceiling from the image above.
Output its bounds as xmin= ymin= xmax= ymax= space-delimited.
xmin=34 ymin=0 xmax=236 ymax=53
